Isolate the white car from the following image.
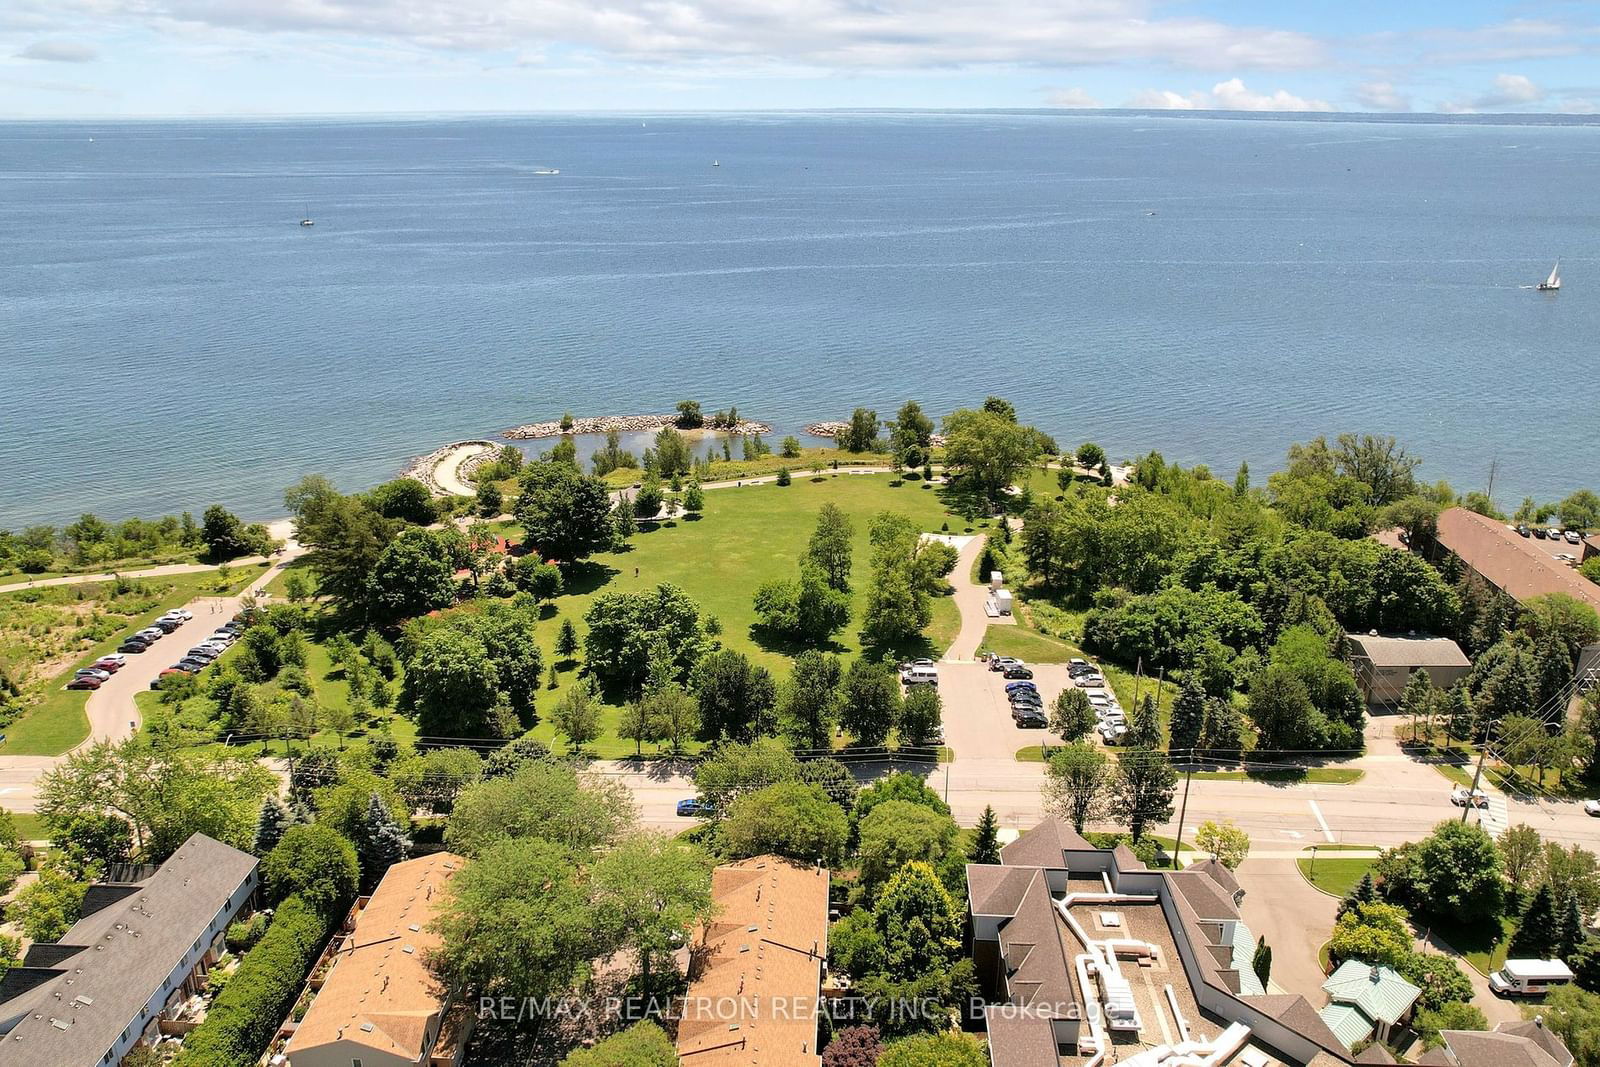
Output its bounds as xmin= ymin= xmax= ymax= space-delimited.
xmin=1583 ymin=800 xmax=1600 ymax=817
xmin=1567 ymin=531 xmax=1584 ymax=545
xmin=1098 ymin=722 xmax=1127 ymax=743
xmin=98 ymin=652 xmax=128 ymax=665
xmin=1074 ymin=674 xmax=1107 ymax=688
xmin=1450 ymin=787 xmax=1489 ymax=809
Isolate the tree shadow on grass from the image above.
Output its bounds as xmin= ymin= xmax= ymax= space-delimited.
xmin=746 ymin=624 xmax=850 ymax=658
xmin=560 ymin=560 xmax=619 ymax=597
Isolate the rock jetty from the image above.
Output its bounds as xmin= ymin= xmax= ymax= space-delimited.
xmin=805 ymin=421 xmax=945 ymax=446
xmin=401 ymin=440 xmax=499 ymax=494
xmin=504 ymin=414 xmax=771 ymax=439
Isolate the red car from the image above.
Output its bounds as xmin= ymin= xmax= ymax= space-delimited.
xmin=66 ymin=675 xmax=104 ymax=690
xmin=91 ymin=658 xmax=123 ymax=673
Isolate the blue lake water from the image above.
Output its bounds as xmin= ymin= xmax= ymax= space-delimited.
xmin=2 ymin=111 xmax=1597 ymax=527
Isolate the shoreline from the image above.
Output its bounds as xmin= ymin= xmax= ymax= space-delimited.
xmin=503 ymin=413 xmax=773 ymax=440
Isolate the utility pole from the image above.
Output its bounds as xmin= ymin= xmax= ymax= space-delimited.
xmin=1171 ymin=756 xmax=1194 ymax=870
xmin=1461 ymin=743 xmax=1490 ymax=823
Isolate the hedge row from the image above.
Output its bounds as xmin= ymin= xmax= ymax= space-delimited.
xmin=174 ymin=895 xmax=330 ymax=1067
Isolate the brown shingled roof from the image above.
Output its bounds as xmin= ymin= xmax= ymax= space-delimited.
xmin=1356 ymin=1043 xmax=1398 ymax=1064
xmin=1000 ymin=818 xmax=1094 ymax=869
xmin=1498 ymin=1019 xmax=1575 ymax=1067
xmin=1436 ymin=508 xmax=1600 ymax=613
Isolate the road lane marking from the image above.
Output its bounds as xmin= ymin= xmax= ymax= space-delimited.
xmin=1308 ymin=799 xmax=1334 ymax=842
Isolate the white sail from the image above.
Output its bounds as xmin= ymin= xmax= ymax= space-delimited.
xmin=1544 ymin=260 xmax=1560 ymax=288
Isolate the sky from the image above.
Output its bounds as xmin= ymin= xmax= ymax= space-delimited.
xmin=3 ymin=0 xmax=1600 ymax=118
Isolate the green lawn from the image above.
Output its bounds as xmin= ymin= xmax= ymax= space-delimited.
xmin=1425 ymin=914 xmax=1517 ymax=975
xmin=0 ymin=567 xmax=262 ymax=756
xmin=4 ymin=811 xmax=48 ymax=842
xmin=1297 ymin=853 xmax=1376 ymax=897
xmin=0 ymin=547 xmax=208 ymax=584
xmin=1193 ymin=768 xmax=1364 ymax=785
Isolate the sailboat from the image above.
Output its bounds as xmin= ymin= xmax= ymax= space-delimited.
xmin=299 ymin=204 xmax=314 ymax=227
xmin=1537 ymin=260 xmax=1560 ymax=291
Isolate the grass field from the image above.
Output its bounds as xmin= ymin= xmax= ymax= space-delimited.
xmin=0 ymin=566 xmax=264 ymax=756
xmin=1297 ymin=853 xmax=1377 ymax=897
xmin=4 ymin=811 xmax=47 ymax=842
xmin=1192 ymin=768 xmax=1364 ymax=785
xmin=0 ymin=547 xmax=208 ymax=585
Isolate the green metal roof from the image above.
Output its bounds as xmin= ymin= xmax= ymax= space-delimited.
xmin=1322 ymin=960 xmax=1421 ymax=1026
xmin=1230 ymin=921 xmax=1266 ymax=997
xmin=1319 ymin=1003 xmax=1375 ymax=1048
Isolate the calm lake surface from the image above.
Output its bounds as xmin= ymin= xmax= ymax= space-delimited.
xmin=2 ymin=112 xmax=1596 ymax=526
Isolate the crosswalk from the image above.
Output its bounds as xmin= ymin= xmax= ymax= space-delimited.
xmin=1476 ymin=794 xmax=1509 ymax=837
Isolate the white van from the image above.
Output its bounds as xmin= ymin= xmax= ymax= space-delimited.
xmin=1489 ymin=959 xmax=1574 ymax=996
xmin=901 ymin=666 xmax=939 ymax=687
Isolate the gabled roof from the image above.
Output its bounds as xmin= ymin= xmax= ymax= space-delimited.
xmin=968 ymin=863 xmax=1040 ymax=917
xmin=1498 ymin=1018 xmax=1576 ymax=1067
xmin=994 ymin=872 xmax=1076 ymax=1013
xmin=1345 ymin=633 xmax=1471 ymax=669
xmin=1318 ymin=1003 xmax=1376 ymax=1048
xmin=0 ymin=834 xmax=258 ymax=1067
xmin=1431 ymin=1030 xmax=1570 ymax=1067
xmin=1112 ymin=843 xmax=1146 ymax=872
xmin=1187 ymin=858 xmax=1242 ymax=900
xmin=286 ymin=852 xmax=466 ymax=1062
xmin=677 ymin=856 xmax=828 ymax=1067
xmin=1321 ymin=961 xmax=1420 ymax=1026
xmin=1436 ymin=508 xmax=1600 ymax=613
xmin=1170 ymin=869 xmax=1241 ymax=922
xmin=1355 ymin=1042 xmax=1398 ymax=1064
xmin=1248 ymin=994 xmax=1352 ymax=1053
xmin=1000 ymin=818 xmax=1093 ymax=869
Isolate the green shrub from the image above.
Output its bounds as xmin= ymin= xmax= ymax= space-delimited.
xmin=225 ymin=912 xmax=269 ymax=952
xmin=174 ymin=895 xmax=330 ymax=1067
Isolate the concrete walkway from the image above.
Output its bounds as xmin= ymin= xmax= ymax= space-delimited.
xmin=943 ymin=533 xmax=996 ymax=661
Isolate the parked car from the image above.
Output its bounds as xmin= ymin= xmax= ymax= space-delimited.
xmin=98 ymin=652 xmax=128 ymax=666
xmin=1009 ymin=688 xmax=1044 ymax=704
xmin=66 ymin=675 xmax=103 ymax=690
xmin=223 ymin=619 xmax=247 ymax=632
xmin=74 ymin=667 xmax=112 ymax=682
xmin=900 ymin=666 xmax=939 ymax=687
xmin=185 ymin=649 xmax=219 ymax=664
xmin=1005 ymin=681 xmax=1038 ymax=693
xmin=1098 ymin=721 xmax=1127 ymax=743
xmin=1012 ymin=706 xmax=1048 ymax=728
xmin=151 ymin=618 xmax=182 ymax=634
xmin=1566 ymin=530 xmax=1583 ymax=545
xmin=1450 ymin=787 xmax=1489 ymax=808
xmin=1549 ymin=527 xmax=1565 ymax=540
xmin=90 ymin=658 xmax=124 ymax=673
xmin=1516 ymin=524 xmax=1531 ymax=537
xmin=990 ymin=657 xmax=1022 ymax=673
xmin=1073 ymin=674 xmax=1106 ymax=688
xmin=206 ymin=631 xmax=237 ymax=646
xmin=1584 ymin=800 xmax=1600 ymax=817
xmin=1003 ymin=666 xmax=1034 ymax=680
xmin=174 ymin=658 xmax=210 ymax=672
xmin=168 ymin=608 xmax=194 ymax=621
xmin=136 ymin=627 xmax=165 ymax=641
xmin=676 ymin=798 xmax=712 ymax=818
xmin=1533 ymin=527 xmax=1548 ymax=539
xmin=118 ymin=640 xmax=151 ymax=654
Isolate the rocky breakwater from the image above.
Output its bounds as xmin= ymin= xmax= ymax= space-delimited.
xmin=504 ymin=414 xmax=772 ymax=439
xmin=805 ymin=421 xmax=946 ymax=446
xmin=402 ymin=440 xmax=500 ymax=495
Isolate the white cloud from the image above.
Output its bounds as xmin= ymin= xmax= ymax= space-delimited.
xmin=1354 ymin=80 xmax=1409 ymax=112
xmin=1047 ymin=87 xmax=1101 ymax=108
xmin=1444 ymin=72 xmax=1546 ymax=112
xmin=16 ymin=39 xmax=97 ymax=62
xmin=15 ymin=0 xmax=1328 ymax=71
xmin=1128 ymin=78 xmax=1333 ymax=112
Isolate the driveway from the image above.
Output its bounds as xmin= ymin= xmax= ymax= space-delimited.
xmin=1235 ymin=857 xmax=1338 ymax=1001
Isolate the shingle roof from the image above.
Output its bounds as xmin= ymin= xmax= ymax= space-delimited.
xmin=1345 ymin=633 xmax=1471 ymax=669
xmin=1169 ymin=869 xmax=1240 ymax=921
xmin=0 ymin=835 xmax=257 ymax=1067
xmin=1356 ymin=1042 xmax=1398 ymax=1064
xmin=1248 ymin=993 xmax=1352 ymax=1053
xmin=285 ymin=852 xmax=465 ymax=1063
xmin=968 ymin=863 xmax=1040 ymax=917
xmin=677 ymin=856 xmax=828 ymax=1067
xmin=1322 ymin=961 xmax=1420 ymax=1026
xmin=995 ymin=872 xmax=1076 ymax=1013
xmin=1187 ymin=858 xmax=1242 ymax=901
xmin=985 ymin=1004 xmax=1065 ymax=1067
xmin=1436 ymin=509 xmax=1600 ymax=613
xmin=1000 ymin=818 xmax=1093 ymax=869
xmin=1435 ymin=1031 xmax=1569 ymax=1067
xmin=1498 ymin=1018 xmax=1575 ymax=1067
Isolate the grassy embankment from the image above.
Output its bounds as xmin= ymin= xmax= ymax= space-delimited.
xmin=0 ymin=547 xmax=209 ymax=585
xmin=165 ymin=474 xmax=974 ymax=760
xmin=0 ymin=566 xmax=265 ymax=755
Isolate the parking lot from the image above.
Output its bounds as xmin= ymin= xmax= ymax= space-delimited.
xmin=933 ymin=659 xmax=1122 ymax=762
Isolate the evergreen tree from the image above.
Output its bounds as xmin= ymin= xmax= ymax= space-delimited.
xmin=971 ymin=806 xmax=1002 ymax=865
xmin=356 ymin=791 xmax=410 ymax=892
xmin=1400 ymin=669 xmax=1436 ymax=742
xmin=683 ymin=480 xmax=705 ymax=514
xmin=1234 ymin=462 xmax=1250 ymax=496
xmin=1508 ymin=885 xmax=1557 ymax=960
xmin=1169 ymin=677 xmax=1207 ymax=755
xmin=252 ymin=795 xmax=291 ymax=857
xmin=556 ymin=618 xmax=580 ymax=661
xmin=1127 ymin=694 xmax=1162 ymax=749
xmin=776 ymin=467 xmax=792 ymax=487
xmin=1558 ymin=891 xmax=1586 ymax=961
xmin=1337 ymin=871 xmax=1379 ymax=920
xmin=612 ymin=501 xmax=638 ymax=543
xmin=1252 ymin=937 xmax=1272 ymax=987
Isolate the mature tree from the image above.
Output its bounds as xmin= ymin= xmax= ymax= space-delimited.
xmin=366 ymin=526 xmax=460 ymax=626
xmin=693 ymin=738 xmax=802 ymax=810
xmin=1509 ymin=885 xmax=1558 ymax=960
xmin=390 ymin=747 xmax=483 ymax=815
xmin=513 ymin=460 xmax=615 ymax=562
xmin=1043 ymin=743 xmax=1109 ymax=833
xmin=1400 ymin=953 xmax=1475 ymax=1012
xmin=1542 ymin=986 xmax=1600 ymax=1067
xmin=1558 ymin=891 xmax=1586 ymax=961
xmin=591 ymin=834 xmax=715 ymax=991
xmin=822 ymin=1026 xmax=884 ymax=1067
xmin=446 ymin=759 xmax=637 ymax=857
xmin=857 ymin=799 xmax=960 ymax=890
xmin=1246 ymin=664 xmax=1326 ymax=752
xmin=807 ymin=503 xmax=856 ymax=592
xmin=1195 ymin=819 xmax=1250 ymax=869
xmin=252 ymin=795 xmax=291 ymax=857
xmin=877 ymin=1034 xmax=986 ymax=1067
xmin=431 ymin=836 xmax=600 ymax=1002
xmin=899 ymin=685 xmax=943 ymax=747
xmin=682 ymin=479 xmax=705 ymax=514
xmin=400 ymin=628 xmax=511 ymax=739
xmin=686 ymin=650 xmax=775 ymax=740
xmin=1406 ymin=820 xmax=1505 ymax=922
xmin=1560 ymin=490 xmax=1600 ymax=531
xmin=355 ymin=791 xmax=410 ymax=892
xmin=753 ymin=565 xmax=852 ymax=644
xmin=1168 ymin=676 xmax=1207 ymax=754
xmin=720 ymin=782 xmax=848 ymax=865
xmin=260 ymin=824 xmax=359 ymax=914
xmin=941 ymin=406 xmax=1040 ymax=504
xmin=836 ymin=408 xmax=880 ymax=453
xmin=12 ymin=859 xmax=89 ymax=943
xmin=365 ymin=477 xmax=436 ymax=525
xmin=283 ymin=476 xmax=398 ymax=620
xmin=583 ymin=584 xmax=707 ymax=693
xmin=1337 ymin=871 xmax=1380 ymax=921
xmin=201 ymin=504 xmax=271 ymax=560
xmin=889 ymin=401 xmax=935 ymax=472
xmin=776 ymin=652 xmax=844 ymax=750
xmin=971 ymin=806 xmax=1002 ymax=865
xmin=560 ymin=1022 xmax=677 ymax=1067
xmin=860 ymin=513 xmax=932 ymax=648
xmin=38 ymin=738 xmax=274 ymax=861
xmin=425 ymin=601 xmax=545 ymax=727
xmin=1499 ymin=824 xmax=1545 ymax=898
xmin=644 ymin=683 xmax=700 ymax=756
xmin=1329 ymin=901 xmax=1414 ymax=969
xmin=553 ymin=680 xmax=602 ymax=753
xmin=1039 ymin=688 xmax=1091 ymax=747
xmin=1525 ymin=593 xmax=1600 ymax=669
xmin=840 ymin=657 xmax=902 ymax=746
xmin=1077 ymin=442 xmax=1106 ymax=471
xmin=1543 ymin=842 xmax=1600 ymax=917
xmin=1400 ymin=668 xmax=1439 ymax=741
xmin=1108 ymin=747 xmax=1177 ymax=843
xmin=1413 ymin=1002 xmax=1489 ymax=1049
